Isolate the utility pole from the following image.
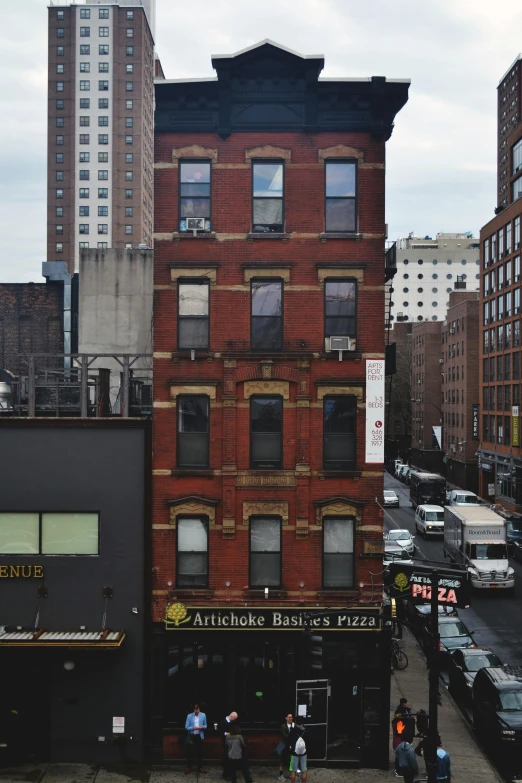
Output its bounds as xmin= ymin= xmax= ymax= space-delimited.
xmin=426 ymin=569 xmax=440 ymax=783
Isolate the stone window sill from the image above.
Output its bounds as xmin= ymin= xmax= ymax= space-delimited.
xmin=318 ymin=470 xmax=362 ymax=478
xmin=319 ymin=232 xmax=362 ymax=240
xmin=172 ymin=232 xmax=216 ymax=240
xmin=171 ymin=469 xmax=214 ymax=477
xmin=246 ymin=233 xmax=289 ymax=240
xmin=243 ymin=589 xmax=287 ymax=600
xmin=169 ymin=588 xmax=214 ymax=600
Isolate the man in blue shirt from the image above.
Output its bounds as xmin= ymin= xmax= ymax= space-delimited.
xmin=436 ymin=740 xmax=451 ymax=782
xmin=185 ymin=703 xmax=207 ymax=774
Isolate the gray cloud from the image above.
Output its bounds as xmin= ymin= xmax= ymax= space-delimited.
xmin=1 ymin=0 xmax=517 ymax=280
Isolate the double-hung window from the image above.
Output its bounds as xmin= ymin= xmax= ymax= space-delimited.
xmin=250 ymin=396 xmax=282 ymax=469
xmin=178 ymin=281 xmax=209 ymax=349
xmin=179 ymin=160 xmax=211 ymax=231
xmin=251 ymin=279 xmax=283 ymax=351
xmin=252 ymin=161 xmax=283 ymax=233
xmin=177 ymin=517 xmax=208 ymax=587
xmin=323 ymin=395 xmax=356 ymax=470
xmin=325 ymin=160 xmax=357 ymax=232
xmin=177 ymin=396 xmax=209 ymax=468
xmin=323 ymin=518 xmax=354 ymax=588
xmin=324 ymin=280 xmax=356 ymax=338
xmin=80 ymin=26 xmax=90 ymax=37
xmin=249 ymin=517 xmax=281 ymax=587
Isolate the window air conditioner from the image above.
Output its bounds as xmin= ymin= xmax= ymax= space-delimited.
xmin=439 ymin=358 xmax=444 ymax=364
xmin=324 ymin=336 xmax=356 ymax=361
xmin=516 ymin=275 xmax=520 ymax=282
xmin=516 ymin=243 xmax=520 ymax=250
xmin=186 ymin=217 xmax=206 ymax=231
xmin=449 ymin=329 xmax=455 ymax=335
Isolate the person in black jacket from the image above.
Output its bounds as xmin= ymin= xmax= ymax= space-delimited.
xmin=217 ymin=711 xmax=238 ymax=780
xmin=277 ymin=712 xmax=294 ymax=781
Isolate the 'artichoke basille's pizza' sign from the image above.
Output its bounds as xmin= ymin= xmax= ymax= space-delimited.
xmin=365 ymin=359 xmax=385 ymax=464
xmin=385 ymin=563 xmax=470 ymax=609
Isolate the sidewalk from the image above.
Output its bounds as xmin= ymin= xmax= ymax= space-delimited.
xmin=0 ymin=631 xmax=502 ymax=783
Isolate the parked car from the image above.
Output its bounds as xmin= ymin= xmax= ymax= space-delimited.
xmin=415 ymin=504 xmax=444 ymax=537
xmin=394 ymin=460 xmax=404 ymax=477
xmin=383 ymin=543 xmax=413 ymax=569
xmin=398 ymin=465 xmax=411 ymax=483
xmin=447 ymin=648 xmax=502 ymax=705
xmin=507 ymin=517 xmax=522 ymax=561
xmin=473 ymin=666 xmax=522 ymax=757
xmin=406 ymin=602 xmax=458 ymax=627
xmin=436 ymin=615 xmax=476 ymax=662
xmin=383 ymin=490 xmax=400 ymax=507
xmin=385 ymin=528 xmax=415 ymax=556
xmin=447 ymin=489 xmax=480 ymax=506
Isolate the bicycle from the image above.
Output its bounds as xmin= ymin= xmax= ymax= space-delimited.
xmin=391 ymin=638 xmax=409 ymax=670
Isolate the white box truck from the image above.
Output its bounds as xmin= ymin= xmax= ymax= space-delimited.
xmin=444 ymin=506 xmax=515 ymax=591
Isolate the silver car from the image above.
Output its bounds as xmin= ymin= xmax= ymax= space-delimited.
xmin=383 ymin=490 xmax=399 ymax=507
xmin=385 ymin=528 xmax=415 ymax=556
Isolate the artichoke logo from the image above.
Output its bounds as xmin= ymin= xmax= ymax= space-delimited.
xmin=165 ymin=602 xmax=191 ymax=627
xmin=393 ymin=572 xmax=410 ymax=592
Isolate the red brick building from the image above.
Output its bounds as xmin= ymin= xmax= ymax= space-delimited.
xmin=150 ymin=41 xmax=408 ymax=769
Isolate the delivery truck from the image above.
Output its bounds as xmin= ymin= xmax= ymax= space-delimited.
xmin=444 ymin=506 xmax=515 ymax=591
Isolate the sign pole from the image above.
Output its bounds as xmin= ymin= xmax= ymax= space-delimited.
xmin=426 ymin=569 xmax=439 ymax=783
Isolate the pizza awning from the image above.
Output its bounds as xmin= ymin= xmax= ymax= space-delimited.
xmin=0 ymin=629 xmax=125 ymax=648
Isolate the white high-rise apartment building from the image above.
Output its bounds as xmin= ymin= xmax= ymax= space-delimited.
xmin=388 ymin=233 xmax=481 ymax=325
xmin=47 ymin=1 xmax=155 ymax=273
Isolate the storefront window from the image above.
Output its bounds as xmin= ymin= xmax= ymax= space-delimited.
xmin=497 ymin=466 xmax=515 ymax=501
xmin=323 ymin=518 xmax=354 ymax=588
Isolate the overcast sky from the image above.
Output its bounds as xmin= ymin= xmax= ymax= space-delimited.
xmin=1 ymin=0 xmax=520 ymax=282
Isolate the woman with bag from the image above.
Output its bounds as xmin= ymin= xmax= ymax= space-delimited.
xmin=225 ymin=723 xmax=253 ymax=783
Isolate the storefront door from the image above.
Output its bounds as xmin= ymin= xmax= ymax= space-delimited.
xmin=295 ymin=679 xmax=329 ymax=762
xmin=0 ymin=651 xmax=50 ymax=763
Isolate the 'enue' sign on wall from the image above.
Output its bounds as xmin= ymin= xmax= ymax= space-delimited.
xmin=365 ymin=359 xmax=385 ymax=463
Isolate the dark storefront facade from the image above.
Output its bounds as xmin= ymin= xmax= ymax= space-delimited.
xmin=0 ymin=420 xmax=150 ymax=764
xmin=150 ymin=607 xmax=389 ymax=768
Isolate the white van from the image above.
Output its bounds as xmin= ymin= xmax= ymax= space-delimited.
xmin=448 ymin=490 xmax=480 ymax=507
xmin=394 ymin=459 xmax=404 ymax=477
xmin=415 ymin=504 xmax=445 ymax=537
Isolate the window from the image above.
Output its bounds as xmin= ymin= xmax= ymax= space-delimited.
xmin=514 ymin=138 xmax=522 ymax=175
xmin=98 ymin=134 xmax=109 ymax=144
xmin=324 ymin=280 xmax=356 ymax=337
xmin=56 ymin=99 xmax=64 ymax=110
xmin=79 ymin=224 xmax=89 ymax=234
xmin=126 ymin=99 xmax=133 ymax=109
xmin=126 ymin=46 xmax=134 ymax=56
xmin=56 ymin=242 xmax=63 ymax=253
xmin=126 ymin=81 xmax=133 ymax=91
xmin=125 ymin=207 xmax=133 ymax=217
xmin=99 ymin=80 xmax=109 ymax=91
xmin=79 ymin=116 xmax=90 ymax=127
xmin=79 ymin=188 xmax=89 ymax=198
xmin=177 ymin=517 xmax=208 ymax=588
xmin=125 ymin=153 xmax=133 ymax=164
xmin=99 ymin=62 xmax=109 ymax=73
xmin=56 ymin=117 xmax=64 ymax=128
xmin=80 ymin=27 xmax=90 ymax=37
xmin=252 ymin=161 xmax=283 ymax=232
xmin=99 ymin=45 xmax=109 ymax=55
xmin=98 ymin=206 xmax=108 ymax=216
xmin=125 ymin=189 xmax=133 ymax=199
xmin=80 ymin=8 xmax=91 ymax=18
xmin=323 ymin=396 xmax=356 ymax=470
xmin=126 ymin=10 xmax=134 ymax=19
xmin=99 ymin=98 xmax=109 ymax=109
xmin=79 ymin=134 xmax=90 ymax=144
xmin=56 ymin=63 xmax=64 ymax=74
xmin=79 ymin=170 xmax=90 ymax=180
xmin=80 ymin=45 xmax=90 ymax=55
xmin=249 ymin=517 xmax=281 ymax=588
xmin=80 ymin=62 xmax=90 ymax=72
xmin=98 ymin=188 xmax=108 ymax=198
xmin=98 ymin=242 xmax=108 ymax=249
xmin=99 ymin=27 xmax=109 ymax=37
xmin=513 ymin=176 xmax=522 ymax=201
xmin=178 ymin=281 xmax=209 ymax=350
xmin=56 ymin=153 xmax=64 ymax=164
xmin=57 ymin=81 xmax=64 ymax=92
xmin=56 ymin=224 xmax=63 ymax=235
xmin=125 ymin=135 xmax=133 ymax=145
xmin=325 ymin=160 xmax=357 ymax=232
xmin=98 ymin=224 xmax=108 ymax=234
xmin=55 ymin=171 xmax=64 ymax=182
xmin=125 ymin=225 xmax=132 ymax=234
xmin=516 ymin=217 xmax=521 ymax=249
xmin=98 ymin=116 xmax=109 ymax=126
xmin=126 ymin=27 xmax=134 ymax=37
xmin=79 ymin=152 xmax=90 ymax=163
xmin=56 ymin=207 xmax=63 ymax=217
xmin=177 ymin=396 xmax=209 ymax=468
xmin=80 ymin=80 xmax=90 ymax=91
xmin=80 ymin=98 xmax=90 ymax=109
xmin=250 ymin=396 xmax=282 ymax=469
xmin=57 ymin=27 xmax=64 ymax=38
xmin=126 ymin=64 xmax=134 ymax=74
xmin=125 ymin=171 xmax=133 ymax=181
xmin=323 ymin=518 xmax=354 ymax=588
xmin=56 ymin=135 xmax=64 ymax=145
xmin=251 ymin=280 xmax=283 ymax=351
xmin=56 ymin=189 xmax=63 ymax=199
xmin=79 ymin=206 xmax=89 ymax=217
xmin=98 ymin=170 xmax=108 ymax=181
xmin=57 ymin=10 xmax=64 ymax=20
xmin=125 ymin=117 xmax=133 ymax=127
xmin=57 ymin=45 xmax=64 ymax=56
xmin=98 ymin=151 xmax=108 ymax=163
xmin=79 ymin=242 xmax=89 ymax=250
xmin=99 ymin=8 xmax=109 ymax=18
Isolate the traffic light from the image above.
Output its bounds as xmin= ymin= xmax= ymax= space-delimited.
xmin=308 ymin=634 xmax=324 ymax=672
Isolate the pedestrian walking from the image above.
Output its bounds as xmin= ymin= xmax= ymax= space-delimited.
xmin=436 ymin=739 xmax=451 ymax=782
xmin=225 ymin=723 xmax=253 ymax=783
xmin=394 ymin=697 xmax=411 ymax=717
xmin=288 ymin=716 xmax=307 ymax=783
xmin=394 ymin=739 xmax=418 ymax=783
xmin=276 ymin=712 xmax=293 ymax=781
xmin=184 ymin=703 xmax=207 ymax=774
xmin=217 ymin=711 xmax=238 ymax=780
